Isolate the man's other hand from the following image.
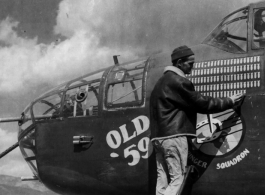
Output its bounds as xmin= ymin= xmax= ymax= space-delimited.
xmin=229 ymin=93 xmax=245 ymax=104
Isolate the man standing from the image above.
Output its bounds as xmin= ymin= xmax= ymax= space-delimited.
xmin=150 ymin=45 xmax=244 ymax=195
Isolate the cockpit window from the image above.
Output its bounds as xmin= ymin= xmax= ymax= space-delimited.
xmin=203 ymin=7 xmax=248 ymax=53
xmin=252 ymin=8 xmax=265 ymax=49
xmin=107 ymin=70 xmax=143 ymax=105
xmin=105 ymin=59 xmax=148 ymax=109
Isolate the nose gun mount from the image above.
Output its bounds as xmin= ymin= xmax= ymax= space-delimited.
xmin=73 ymin=135 xmax=94 ymax=152
xmin=73 ymin=135 xmax=93 ymax=145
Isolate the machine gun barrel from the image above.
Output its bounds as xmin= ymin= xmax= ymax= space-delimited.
xmin=0 ymin=117 xmax=22 ymax=123
xmin=0 ymin=114 xmax=53 ymax=123
xmin=0 ymin=142 xmax=19 ymax=159
xmin=0 ymin=116 xmax=22 ymax=159
xmin=0 ymin=114 xmax=53 ymax=158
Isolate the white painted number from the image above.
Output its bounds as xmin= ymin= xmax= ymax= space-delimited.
xmin=124 ymin=144 xmax=140 ymax=166
xmin=138 ymin=137 xmax=151 ymax=159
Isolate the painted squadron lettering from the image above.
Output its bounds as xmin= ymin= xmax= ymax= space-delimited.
xmin=188 ymin=152 xmax=207 ymax=168
xmin=106 ymin=115 xmax=153 ymax=166
xmin=216 ymin=149 xmax=250 ymax=169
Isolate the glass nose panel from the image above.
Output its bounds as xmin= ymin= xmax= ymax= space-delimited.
xmin=18 ymin=104 xmax=38 ymax=177
xmin=33 ymin=92 xmax=63 ymax=119
xmin=19 ymin=128 xmax=38 ymax=176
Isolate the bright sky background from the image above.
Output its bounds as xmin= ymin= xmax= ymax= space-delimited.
xmin=0 ymin=0 xmax=261 ymax=177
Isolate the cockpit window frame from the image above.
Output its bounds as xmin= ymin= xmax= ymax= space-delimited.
xmin=202 ymin=7 xmax=249 ymax=54
xmin=251 ymin=7 xmax=265 ymax=50
xmin=103 ymin=58 xmax=149 ymax=111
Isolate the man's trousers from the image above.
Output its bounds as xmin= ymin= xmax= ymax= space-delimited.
xmin=153 ymin=136 xmax=188 ymax=195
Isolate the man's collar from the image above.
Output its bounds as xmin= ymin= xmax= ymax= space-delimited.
xmin=163 ymin=66 xmax=186 ymax=78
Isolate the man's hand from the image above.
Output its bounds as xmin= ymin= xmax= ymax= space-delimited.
xmin=229 ymin=93 xmax=245 ymax=104
xmin=229 ymin=93 xmax=245 ymax=115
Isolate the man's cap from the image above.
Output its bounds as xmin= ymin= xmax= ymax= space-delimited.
xmin=171 ymin=45 xmax=194 ymax=62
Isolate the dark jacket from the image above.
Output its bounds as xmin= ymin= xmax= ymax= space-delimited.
xmin=150 ymin=66 xmax=233 ymax=139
